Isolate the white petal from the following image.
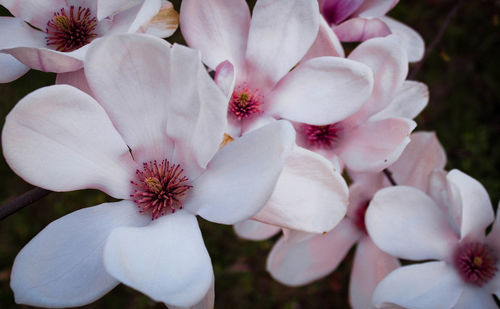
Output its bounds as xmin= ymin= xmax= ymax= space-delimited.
xmin=168 ymin=278 xmax=215 ymax=309
xmin=380 ymin=16 xmax=425 ymax=63
xmin=55 ymin=69 xmax=95 ymax=98
xmin=180 ymin=0 xmax=250 ymax=70
xmin=266 ymin=56 xmax=373 ymax=125
xmin=0 ymin=53 xmax=29 ymax=83
xmin=11 ymin=201 xmax=149 ymax=308
xmin=267 ymin=219 xmax=361 ymax=286
xmin=372 ymin=262 xmax=464 ymax=309
xmin=190 ymin=120 xmax=295 ymax=224
xmin=454 ymin=286 xmax=497 ymax=309
xmin=447 ymin=169 xmax=494 ymax=242
xmin=254 ymin=146 xmax=348 ymax=233
xmin=366 ymin=186 xmax=458 ymax=260
xmin=245 ymin=0 xmax=320 ymax=91
xmin=233 ymin=220 xmax=281 ymax=241
xmin=301 ymin=16 xmax=345 ymax=61
xmin=97 ymin=0 xmax=140 ymax=20
xmin=104 ymin=211 xmax=213 ymax=307
xmin=2 ymin=84 xmax=135 ymax=199
xmin=349 ymin=237 xmax=400 ymax=309
xmin=0 ymin=0 xmax=67 ymax=29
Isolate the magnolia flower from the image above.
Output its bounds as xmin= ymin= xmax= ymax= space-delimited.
xmin=319 ymin=0 xmax=425 ymax=62
xmin=295 ymin=35 xmax=426 ymax=172
xmin=2 ymin=34 xmax=296 ymax=308
xmin=180 ymin=0 xmax=374 ymax=138
xmin=266 ymin=132 xmax=446 ymax=309
xmin=0 ymin=0 xmax=178 ymax=83
xmin=367 ymin=169 xmax=500 ymax=308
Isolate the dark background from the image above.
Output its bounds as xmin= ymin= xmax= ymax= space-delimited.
xmin=0 ymin=0 xmax=499 ymax=307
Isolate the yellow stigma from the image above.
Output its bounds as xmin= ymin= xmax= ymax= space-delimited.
xmin=239 ymin=93 xmax=249 ymax=106
xmin=145 ymin=177 xmax=162 ymax=193
xmin=474 ymin=256 xmax=483 ymax=267
xmin=54 ymin=15 xmax=71 ymax=31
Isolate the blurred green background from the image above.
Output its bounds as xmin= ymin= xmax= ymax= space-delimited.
xmin=0 ymin=0 xmax=499 ymax=308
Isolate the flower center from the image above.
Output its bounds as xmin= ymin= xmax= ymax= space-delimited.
xmin=130 ymin=160 xmax=192 ymax=220
xmin=353 ymin=201 xmax=370 ymax=234
xmin=454 ymin=242 xmax=498 ymax=286
xmin=45 ymin=6 xmax=97 ymax=52
xmin=228 ymin=83 xmax=263 ymax=120
xmin=302 ymin=123 xmax=342 ymax=148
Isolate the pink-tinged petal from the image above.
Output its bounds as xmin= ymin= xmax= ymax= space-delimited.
xmin=372 ymin=262 xmax=464 ymax=309
xmin=447 ymin=169 xmax=494 ymax=242
xmin=354 ymin=0 xmax=397 ymax=17
xmin=245 ymin=0 xmax=320 ymax=91
xmin=334 ymin=17 xmax=391 ymax=42
xmin=346 ymin=179 xmax=382 ymax=219
xmin=389 ymin=131 xmax=446 ymax=192
xmin=339 ymin=118 xmax=416 ymax=172
xmin=0 ymin=0 xmax=67 ymax=29
xmin=85 ymin=35 xmax=227 ymax=177
xmin=302 ymin=16 xmax=345 ymax=62
xmin=267 ymin=219 xmax=361 ymax=286
xmin=190 ymin=121 xmax=295 ymax=224
xmin=56 ymin=68 xmax=95 ymax=98
xmin=5 ymin=46 xmax=84 ymax=72
xmin=349 ymin=238 xmax=400 ymax=309
xmin=168 ymin=279 xmax=215 ymax=309
xmin=366 ymin=186 xmax=459 ymax=260
xmin=180 ymin=0 xmax=250 ymax=70
xmin=266 ymin=57 xmax=373 ymax=125
xmin=97 ymin=0 xmax=139 ymax=20
xmin=380 ymin=16 xmax=425 ymax=63
xmin=371 ymin=81 xmax=429 ymax=121
xmin=142 ymin=0 xmax=179 ymax=38
xmin=348 ymin=35 xmax=408 ymax=119
xmin=103 ymin=211 xmax=213 ymax=307
xmin=321 ymin=0 xmax=363 ymax=25
xmin=106 ymin=0 xmax=162 ymax=35
xmin=234 ymin=219 xmax=281 ymax=241
xmin=254 ymin=146 xmax=348 ymax=233
xmin=0 ymin=53 xmax=29 ymax=83
xmin=214 ymin=60 xmax=235 ymax=99
xmin=454 ymin=286 xmax=497 ymax=309
xmin=11 ymin=201 xmax=149 ymax=308
xmin=428 ymin=170 xmax=462 ymax=235
xmin=2 ymin=85 xmax=135 ymax=199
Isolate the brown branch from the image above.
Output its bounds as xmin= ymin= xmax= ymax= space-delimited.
xmin=383 ymin=169 xmax=397 ymax=186
xmin=0 ymin=187 xmax=51 ymax=220
xmin=408 ymin=1 xmax=462 ymax=80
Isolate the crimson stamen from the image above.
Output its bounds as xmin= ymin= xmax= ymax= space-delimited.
xmin=454 ymin=242 xmax=498 ymax=286
xmin=228 ymin=83 xmax=263 ymax=120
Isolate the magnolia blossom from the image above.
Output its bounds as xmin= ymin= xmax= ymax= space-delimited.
xmin=0 ymin=0 xmax=178 ymax=83
xmin=296 ymin=35 xmax=427 ymax=172
xmin=265 ymin=132 xmax=446 ymax=309
xmin=319 ymin=0 xmax=425 ymax=62
xmin=367 ymin=169 xmax=500 ymax=308
xmin=1 ymin=34 xmax=298 ymax=308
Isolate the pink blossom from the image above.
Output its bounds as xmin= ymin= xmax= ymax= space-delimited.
xmin=0 ymin=0 xmax=178 ymax=83
xmin=366 ymin=169 xmax=500 ymax=308
xmin=2 ymin=34 xmax=296 ymax=307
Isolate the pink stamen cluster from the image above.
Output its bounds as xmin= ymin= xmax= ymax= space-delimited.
xmin=454 ymin=242 xmax=498 ymax=286
xmin=45 ymin=6 xmax=97 ymax=52
xmin=228 ymin=83 xmax=263 ymax=120
xmin=353 ymin=201 xmax=370 ymax=234
xmin=130 ymin=160 xmax=192 ymax=220
xmin=302 ymin=123 xmax=342 ymax=148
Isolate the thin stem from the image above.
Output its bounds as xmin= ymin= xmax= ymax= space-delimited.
xmin=0 ymin=187 xmax=51 ymax=220
xmin=383 ymin=169 xmax=397 ymax=186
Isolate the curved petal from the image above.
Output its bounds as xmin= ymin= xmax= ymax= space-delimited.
xmin=370 ymin=80 xmax=429 ymax=121
xmin=366 ymin=186 xmax=459 ymax=261
xmin=2 ymin=85 xmax=135 ymax=199
xmin=141 ymin=0 xmax=179 ymax=38
xmin=168 ymin=278 xmax=215 ymax=309
xmin=214 ymin=60 xmax=235 ymax=99
xmin=107 ymin=0 xmax=162 ymax=35
xmin=454 ymin=287 xmax=497 ymax=309
xmin=233 ymin=219 xmax=281 ymax=241
xmin=245 ymin=0 xmax=320 ymax=91
xmin=354 ymin=0 xmax=397 ymax=17
xmin=5 ymin=46 xmax=84 ymax=73
xmin=267 ymin=219 xmax=361 ymax=286
xmin=349 ymin=238 xmax=400 ymax=309
xmin=339 ymin=117 xmax=416 ymax=172
xmin=0 ymin=0 xmax=67 ymax=29
xmin=321 ymin=0 xmax=364 ymax=25
xmin=447 ymin=169 xmax=494 ymax=242
xmin=0 ymin=53 xmax=29 ymax=83
xmin=333 ymin=17 xmax=391 ymax=42
xmin=266 ymin=57 xmax=373 ymax=125
xmin=103 ymin=211 xmax=213 ymax=307
xmin=85 ymin=35 xmax=227 ymax=177
xmin=380 ymin=16 xmax=425 ymax=63
xmin=389 ymin=131 xmax=446 ymax=192
xmin=348 ymin=35 xmax=408 ymax=119
xmin=190 ymin=120 xmax=295 ymax=224
xmin=372 ymin=262 xmax=464 ymax=309
xmin=302 ymin=16 xmax=345 ymax=62
xmin=56 ymin=68 xmax=95 ymax=98
xmin=180 ymin=0 xmax=250 ymax=70
xmin=11 ymin=201 xmax=149 ymax=308
xmin=97 ymin=0 xmax=139 ymax=20
xmin=254 ymin=146 xmax=349 ymax=233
